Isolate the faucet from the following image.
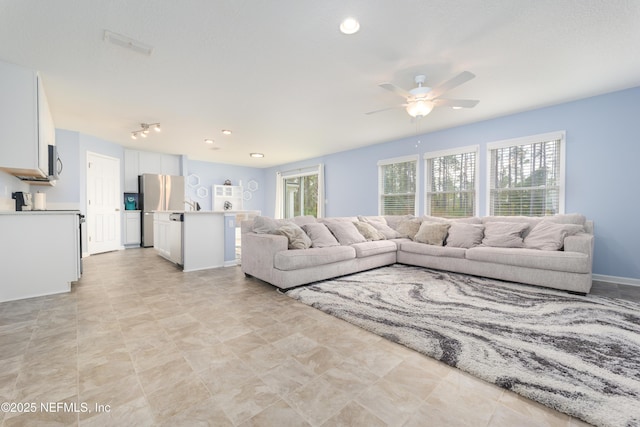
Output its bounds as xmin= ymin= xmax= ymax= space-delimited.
xmin=184 ymin=200 xmax=199 ymax=211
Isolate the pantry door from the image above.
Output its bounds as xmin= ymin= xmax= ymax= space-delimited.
xmin=86 ymin=152 xmax=121 ymax=254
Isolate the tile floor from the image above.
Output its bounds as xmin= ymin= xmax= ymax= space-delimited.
xmin=1 ymin=248 xmax=635 ymax=426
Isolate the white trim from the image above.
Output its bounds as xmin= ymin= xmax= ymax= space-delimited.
xmin=592 ymin=274 xmax=640 ymax=287
xmin=377 ymin=154 xmax=419 ymax=166
xmin=486 ymin=131 xmax=565 ymax=150
xmin=423 ymin=145 xmax=480 ymax=160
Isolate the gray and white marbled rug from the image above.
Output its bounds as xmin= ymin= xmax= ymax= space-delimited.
xmin=285 ymin=264 xmax=640 ymax=427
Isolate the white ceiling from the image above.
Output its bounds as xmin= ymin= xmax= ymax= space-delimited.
xmin=1 ymin=0 xmax=639 ymax=168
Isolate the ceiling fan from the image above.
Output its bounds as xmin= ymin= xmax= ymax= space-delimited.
xmin=366 ymin=71 xmax=479 ymax=118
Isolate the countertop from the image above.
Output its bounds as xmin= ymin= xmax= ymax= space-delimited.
xmin=0 ymin=210 xmax=81 ymax=215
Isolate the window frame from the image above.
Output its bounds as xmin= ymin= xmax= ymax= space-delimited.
xmin=424 ymin=145 xmax=480 ymax=218
xmin=275 ymin=164 xmax=324 ymax=219
xmin=377 ymin=154 xmax=419 ymax=216
xmin=486 ymin=131 xmax=566 ymax=216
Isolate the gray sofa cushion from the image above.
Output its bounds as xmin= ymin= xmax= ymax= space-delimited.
xmin=466 ymin=247 xmax=590 ymax=273
xmin=524 ymin=221 xmax=584 ymax=250
xmin=274 ymin=246 xmax=356 ymax=271
xmin=358 ymin=216 xmax=401 ymax=239
xmin=414 ymin=222 xmax=450 ymax=245
xmin=446 ymin=223 xmax=485 ymax=248
xmin=353 ymin=221 xmax=386 ymax=241
xmin=302 ymin=223 xmax=340 ymax=248
xmin=482 ymin=222 xmax=529 ymax=248
xmin=276 ymin=223 xmax=312 ymax=249
xmin=351 ymin=240 xmax=398 ymax=258
xmin=400 ymin=241 xmax=467 ymax=259
xmin=325 ymin=221 xmax=367 ymax=245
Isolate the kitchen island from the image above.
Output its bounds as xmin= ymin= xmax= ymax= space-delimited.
xmin=0 ymin=210 xmax=81 ymax=302
xmin=154 ymin=211 xmax=232 ymax=272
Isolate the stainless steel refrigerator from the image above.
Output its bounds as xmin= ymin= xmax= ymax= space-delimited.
xmin=139 ymin=174 xmax=185 ymax=247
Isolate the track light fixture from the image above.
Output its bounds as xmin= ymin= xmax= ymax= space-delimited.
xmin=131 ymin=123 xmax=161 ymax=140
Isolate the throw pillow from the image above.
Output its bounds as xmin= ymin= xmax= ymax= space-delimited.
xmin=353 ymin=221 xmax=386 ymax=241
xmin=446 ymin=222 xmax=485 ymax=248
xmin=481 ymin=222 xmax=529 ymax=248
xmin=276 ymin=223 xmax=312 ymax=249
xmin=252 ymin=216 xmax=280 ymax=234
xmin=301 ymin=223 xmax=340 ymax=248
xmin=414 ymin=222 xmax=450 ymax=245
xmin=395 ymin=218 xmax=422 ymax=240
xmin=524 ymin=221 xmax=584 ymax=251
xmin=325 ymin=221 xmax=367 ymax=245
xmin=358 ymin=216 xmax=401 ymax=239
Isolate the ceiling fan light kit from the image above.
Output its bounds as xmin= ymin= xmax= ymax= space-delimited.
xmin=369 ymin=71 xmax=479 ymax=118
xmin=131 ymin=122 xmax=161 ymax=140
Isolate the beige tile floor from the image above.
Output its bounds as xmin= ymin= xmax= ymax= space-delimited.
xmin=0 ymin=248 xmax=602 ymax=426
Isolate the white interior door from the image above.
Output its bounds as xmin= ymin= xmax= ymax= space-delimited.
xmin=87 ymin=151 xmax=121 ymax=254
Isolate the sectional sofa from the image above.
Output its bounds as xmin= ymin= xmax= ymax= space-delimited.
xmin=240 ymin=214 xmax=594 ymax=294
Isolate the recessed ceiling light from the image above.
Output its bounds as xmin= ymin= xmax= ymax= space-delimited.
xmin=452 ymin=106 xmax=463 ymax=110
xmin=204 ymin=139 xmax=214 ymax=144
xmin=340 ymin=17 xmax=360 ymax=35
xmin=221 ymin=129 xmax=232 ymax=135
xmin=250 ymin=153 xmax=264 ymax=158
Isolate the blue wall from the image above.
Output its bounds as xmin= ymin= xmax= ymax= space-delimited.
xmin=262 ymin=87 xmax=640 ymax=280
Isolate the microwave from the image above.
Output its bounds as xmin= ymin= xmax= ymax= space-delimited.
xmin=48 ymin=144 xmax=62 ymax=180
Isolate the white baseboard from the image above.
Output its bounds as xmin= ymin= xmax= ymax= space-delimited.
xmin=592 ymin=274 xmax=640 ymax=287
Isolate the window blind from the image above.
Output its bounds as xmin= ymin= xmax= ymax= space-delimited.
xmin=489 ymin=135 xmax=563 ymax=216
xmin=426 ymin=149 xmax=477 ymax=218
xmin=378 ymin=158 xmax=417 ymax=215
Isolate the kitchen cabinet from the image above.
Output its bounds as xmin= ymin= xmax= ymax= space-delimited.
xmin=0 ymin=211 xmax=80 ymax=302
xmin=123 ymin=211 xmax=141 ymax=246
xmin=123 ymin=149 xmax=182 ymax=192
xmin=153 ymin=212 xmax=172 ymax=260
xmin=0 ymin=59 xmax=55 ymax=181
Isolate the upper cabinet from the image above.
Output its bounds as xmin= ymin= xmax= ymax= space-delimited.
xmin=124 ymin=149 xmax=182 ymax=192
xmin=0 ymin=60 xmax=55 ymax=180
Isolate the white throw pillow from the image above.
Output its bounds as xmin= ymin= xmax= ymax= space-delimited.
xmin=325 ymin=221 xmax=367 ymax=245
xmin=301 ymin=223 xmax=340 ymax=248
xmin=353 ymin=221 xmax=386 ymax=241
xmin=446 ymin=223 xmax=485 ymax=248
xmin=414 ymin=222 xmax=450 ymax=246
xmin=276 ymin=223 xmax=312 ymax=249
xmin=524 ymin=221 xmax=584 ymax=251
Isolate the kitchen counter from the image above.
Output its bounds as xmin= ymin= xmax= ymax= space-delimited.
xmin=0 ymin=209 xmax=81 ymax=215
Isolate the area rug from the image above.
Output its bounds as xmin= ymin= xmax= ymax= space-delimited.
xmin=285 ymin=264 xmax=640 ymax=427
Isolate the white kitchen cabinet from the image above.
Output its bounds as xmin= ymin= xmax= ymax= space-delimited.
xmin=0 ymin=211 xmax=80 ymax=302
xmin=123 ymin=211 xmax=141 ymax=246
xmin=0 ymin=59 xmax=55 ymax=180
xmin=153 ymin=212 xmax=171 ymax=260
xmin=123 ymin=149 xmax=182 ymax=192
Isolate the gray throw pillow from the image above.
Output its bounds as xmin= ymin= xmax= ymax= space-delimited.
xmin=325 ymin=221 xmax=367 ymax=245
xmin=276 ymin=223 xmax=312 ymax=249
xmin=414 ymin=222 xmax=450 ymax=245
xmin=482 ymin=222 xmax=529 ymax=248
xmin=395 ymin=218 xmax=422 ymax=240
xmin=353 ymin=221 xmax=386 ymax=241
xmin=524 ymin=221 xmax=584 ymax=251
xmin=446 ymin=222 xmax=485 ymax=248
xmin=358 ymin=216 xmax=401 ymax=239
xmin=301 ymin=223 xmax=340 ymax=248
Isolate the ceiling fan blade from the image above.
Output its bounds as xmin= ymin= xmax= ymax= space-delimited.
xmin=432 ymin=98 xmax=479 ymax=108
xmin=379 ymin=83 xmax=411 ymax=99
xmin=365 ymin=104 xmax=407 ymax=115
xmin=428 ymin=71 xmax=475 ymax=100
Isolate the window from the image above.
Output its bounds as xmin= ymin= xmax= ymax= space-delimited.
xmin=378 ymin=155 xmax=418 ymax=215
xmin=487 ymin=131 xmax=565 ymax=216
xmin=275 ymin=164 xmax=324 ymax=219
xmin=425 ymin=146 xmax=478 ymax=218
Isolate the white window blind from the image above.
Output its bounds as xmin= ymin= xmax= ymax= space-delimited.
xmin=378 ymin=156 xmax=418 ymax=215
xmin=425 ymin=146 xmax=478 ymax=218
xmin=488 ymin=132 xmax=565 ymax=216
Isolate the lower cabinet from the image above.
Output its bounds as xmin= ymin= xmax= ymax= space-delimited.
xmin=123 ymin=211 xmax=141 ymax=246
xmin=153 ymin=212 xmax=172 ymax=260
xmin=0 ymin=212 xmax=80 ymax=302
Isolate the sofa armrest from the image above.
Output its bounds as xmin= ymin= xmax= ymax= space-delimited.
xmin=564 ymin=233 xmax=594 ymax=258
xmin=241 ymin=232 xmax=288 ymax=281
